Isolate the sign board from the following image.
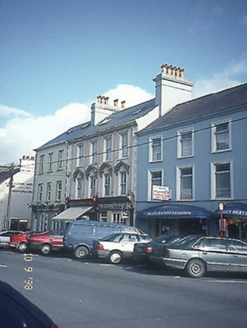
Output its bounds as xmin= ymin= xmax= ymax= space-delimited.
xmin=153 ymin=185 xmax=170 ymax=201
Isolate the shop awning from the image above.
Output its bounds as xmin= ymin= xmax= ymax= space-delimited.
xmin=136 ymin=204 xmax=211 ymax=220
xmin=212 ymin=202 xmax=247 ymax=219
xmin=52 ymin=206 xmax=93 ymax=221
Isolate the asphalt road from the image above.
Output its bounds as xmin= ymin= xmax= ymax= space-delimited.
xmin=1 ymin=249 xmax=247 ymax=328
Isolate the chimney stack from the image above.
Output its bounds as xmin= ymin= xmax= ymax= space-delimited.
xmin=154 ymin=63 xmax=193 ymax=117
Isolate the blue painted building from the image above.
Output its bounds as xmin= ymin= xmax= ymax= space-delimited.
xmin=135 ymin=82 xmax=247 ymax=239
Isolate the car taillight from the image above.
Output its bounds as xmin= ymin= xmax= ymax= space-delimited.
xmin=164 ymin=249 xmax=170 ymax=258
xmin=50 ymin=324 xmax=59 ymax=328
xmin=97 ymin=244 xmax=104 ymax=250
xmin=145 ymin=247 xmax=151 ymax=254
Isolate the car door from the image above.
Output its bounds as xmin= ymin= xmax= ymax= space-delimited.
xmin=227 ymin=240 xmax=247 ymax=272
xmin=48 ymin=231 xmax=64 ymax=248
xmin=119 ymin=234 xmax=139 ymax=256
xmin=196 ymin=238 xmax=230 ymax=272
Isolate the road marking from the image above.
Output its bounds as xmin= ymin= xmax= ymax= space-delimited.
xmin=202 ymin=279 xmax=247 ymax=284
xmin=0 ymin=264 xmax=7 ymax=268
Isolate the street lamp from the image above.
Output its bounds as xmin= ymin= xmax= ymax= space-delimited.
xmin=219 ymin=202 xmax=224 ymax=237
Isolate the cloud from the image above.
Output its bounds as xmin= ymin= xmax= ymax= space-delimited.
xmin=0 ymin=85 xmax=153 ymax=165
xmin=193 ymin=58 xmax=247 ymax=98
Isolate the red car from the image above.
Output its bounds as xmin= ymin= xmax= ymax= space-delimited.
xmin=27 ymin=231 xmax=64 ymax=255
xmin=10 ymin=231 xmax=41 ymax=252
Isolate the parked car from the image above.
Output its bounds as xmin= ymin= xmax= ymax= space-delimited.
xmin=0 ymin=280 xmax=59 ymax=328
xmin=27 ymin=231 xmax=64 ymax=255
xmin=64 ymin=220 xmax=147 ymax=259
xmin=92 ymin=232 xmax=152 ymax=264
xmin=149 ymin=235 xmax=247 ymax=278
xmin=0 ymin=230 xmax=22 ymax=248
xmin=10 ymin=231 xmax=41 ymax=252
xmin=133 ymin=234 xmax=185 ymax=264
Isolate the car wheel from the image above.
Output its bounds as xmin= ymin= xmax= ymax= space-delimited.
xmin=75 ymin=246 xmax=89 ymax=259
xmin=40 ymin=244 xmax=52 ymax=255
xmin=18 ymin=243 xmax=27 ymax=252
xmin=186 ymin=259 xmax=205 ymax=278
xmin=108 ymin=251 xmax=122 ymax=264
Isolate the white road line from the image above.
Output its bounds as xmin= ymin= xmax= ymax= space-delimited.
xmin=0 ymin=264 xmax=7 ymax=268
xmin=202 ymin=279 xmax=247 ymax=284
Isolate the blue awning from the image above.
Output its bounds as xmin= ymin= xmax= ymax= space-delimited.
xmin=212 ymin=202 xmax=247 ymax=219
xmin=136 ymin=204 xmax=211 ymax=220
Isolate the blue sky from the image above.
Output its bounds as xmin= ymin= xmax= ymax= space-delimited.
xmin=0 ymin=0 xmax=247 ymax=165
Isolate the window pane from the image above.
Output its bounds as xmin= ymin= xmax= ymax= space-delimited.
xmin=215 ymin=123 xmax=229 ymax=151
xmin=216 ymin=163 xmax=230 ymax=197
xmin=181 ymin=132 xmax=192 ymax=157
xmin=152 ymin=138 xmax=161 ymax=161
xmin=180 ymin=168 xmax=192 ymax=199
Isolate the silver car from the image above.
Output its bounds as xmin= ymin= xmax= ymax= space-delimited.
xmin=149 ymin=236 xmax=247 ymax=278
xmin=93 ymin=232 xmax=152 ymax=264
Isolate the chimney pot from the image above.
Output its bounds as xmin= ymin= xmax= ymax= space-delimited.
xmin=121 ymin=101 xmax=126 ymax=108
xmin=114 ymin=99 xmax=119 ymax=107
xmin=105 ymin=97 xmax=109 ymax=105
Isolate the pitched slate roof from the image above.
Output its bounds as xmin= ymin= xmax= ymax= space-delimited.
xmin=141 ymin=83 xmax=247 ymax=132
xmin=36 ymin=98 xmax=156 ymax=150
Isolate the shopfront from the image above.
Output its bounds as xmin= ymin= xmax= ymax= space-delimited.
xmin=136 ymin=203 xmax=211 ymax=238
xmin=212 ymin=202 xmax=247 ymax=240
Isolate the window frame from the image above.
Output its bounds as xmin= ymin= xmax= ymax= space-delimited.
xmin=48 ymin=152 xmax=53 ymax=172
xmin=38 ymin=183 xmax=43 ymax=202
xmin=148 ymin=169 xmax=163 ymax=201
xmin=56 ymin=180 xmax=62 ymax=202
xmin=91 ymin=140 xmax=97 ymax=164
xmin=177 ymin=129 xmax=194 ymax=158
xmin=104 ymin=136 xmax=112 ymax=162
xmin=39 ymin=155 xmax=45 ymax=174
xmin=211 ymin=120 xmax=231 ymax=153
xmin=46 ymin=182 xmax=51 ymax=202
xmin=57 ymin=150 xmax=64 ymax=170
xmin=120 ymin=132 xmax=128 ymax=159
xmin=77 ymin=144 xmax=84 ymax=167
xmin=176 ymin=165 xmax=194 ymax=201
xmin=149 ymin=136 xmax=162 ymax=162
xmin=211 ymin=161 xmax=232 ymax=200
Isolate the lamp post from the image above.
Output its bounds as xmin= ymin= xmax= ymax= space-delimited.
xmin=219 ymin=202 xmax=224 ymax=237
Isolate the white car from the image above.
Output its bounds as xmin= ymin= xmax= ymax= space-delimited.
xmin=0 ymin=231 xmax=22 ymax=248
xmin=92 ymin=232 xmax=152 ymax=264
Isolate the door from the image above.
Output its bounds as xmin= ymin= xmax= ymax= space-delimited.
xmin=197 ymin=238 xmax=230 ymax=272
xmin=227 ymin=240 xmax=247 ymax=272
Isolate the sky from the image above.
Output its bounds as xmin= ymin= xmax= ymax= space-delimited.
xmin=0 ymin=0 xmax=247 ymax=165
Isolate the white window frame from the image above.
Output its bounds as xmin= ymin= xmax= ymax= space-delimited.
xmin=58 ymin=150 xmax=64 ymax=170
xmin=100 ymin=211 xmax=107 ymax=222
xmin=177 ymin=128 xmax=194 ymax=158
xmin=91 ymin=140 xmax=97 ymax=164
xmin=39 ymin=155 xmax=45 ymax=174
xmin=75 ymin=174 xmax=83 ymax=199
xmin=77 ymin=144 xmax=84 ymax=167
xmin=104 ymin=136 xmax=112 ymax=162
xmin=38 ymin=183 xmax=43 ymax=202
xmin=211 ymin=161 xmax=233 ymax=199
xmin=46 ymin=182 xmax=51 ymax=202
xmin=48 ymin=152 xmax=53 ymax=172
xmin=104 ymin=173 xmax=111 ymax=197
xmin=176 ymin=165 xmax=194 ymax=201
xmin=211 ymin=120 xmax=231 ymax=153
xmin=56 ymin=180 xmax=62 ymax=202
xmin=120 ymin=132 xmax=128 ymax=158
xmin=149 ymin=136 xmax=162 ymax=162
xmin=148 ymin=169 xmax=163 ymax=201
xmin=119 ymin=170 xmax=127 ymax=196
xmin=88 ymin=170 xmax=97 ymax=198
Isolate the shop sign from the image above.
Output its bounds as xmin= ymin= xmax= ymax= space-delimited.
xmin=153 ymin=186 xmax=170 ymax=201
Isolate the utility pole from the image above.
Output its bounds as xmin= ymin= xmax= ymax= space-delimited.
xmin=6 ymin=163 xmax=15 ymax=230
